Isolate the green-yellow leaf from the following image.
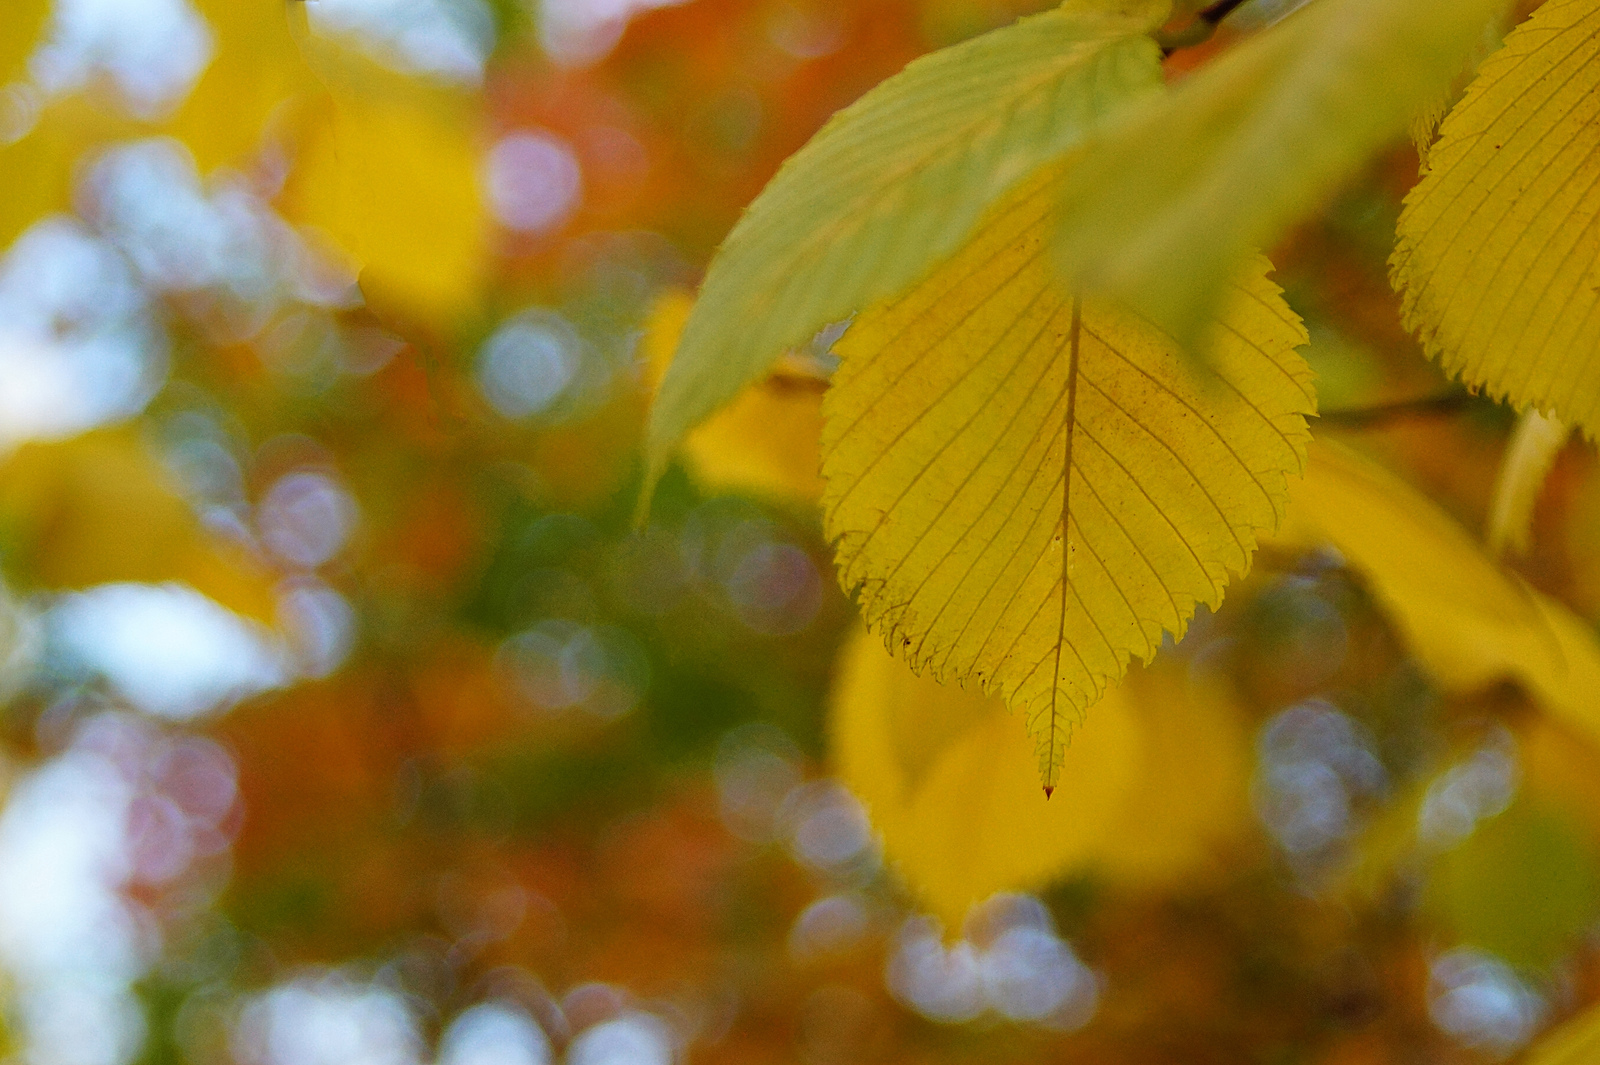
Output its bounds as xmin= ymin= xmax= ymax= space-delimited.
xmin=1393 ymin=0 xmax=1600 ymax=439
xmin=1275 ymin=440 xmax=1600 ymax=751
xmin=1425 ymin=798 xmax=1600 ymax=969
xmin=1055 ymin=0 xmax=1510 ymax=349
xmin=822 ymin=166 xmax=1314 ymax=789
xmin=644 ymin=0 xmax=1170 ymax=485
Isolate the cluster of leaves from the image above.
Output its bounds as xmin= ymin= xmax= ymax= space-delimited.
xmin=650 ymin=0 xmax=1600 ymax=791
xmin=638 ymin=0 xmax=1600 ymax=1053
xmin=7 ymin=0 xmax=1600 ymax=1063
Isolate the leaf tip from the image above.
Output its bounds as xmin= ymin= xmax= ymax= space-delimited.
xmin=1042 ymin=785 xmax=1055 ymax=800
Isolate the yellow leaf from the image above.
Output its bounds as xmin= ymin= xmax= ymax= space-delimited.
xmin=829 ymin=627 xmax=1139 ymax=929
xmin=1394 ymin=0 xmax=1600 ymax=440
xmin=0 ymin=97 xmax=135 ymax=252
xmin=1409 ymin=15 xmax=1509 ymax=163
xmin=166 ymin=0 xmax=319 ymax=172
xmin=0 ymin=431 xmax=279 ymax=623
xmin=1054 ymin=0 xmax=1510 ymax=349
xmin=1524 ymin=1003 xmax=1600 ymax=1065
xmin=642 ymin=291 xmax=827 ymax=503
xmin=822 ymin=165 xmax=1314 ymax=788
xmin=1488 ymin=409 xmax=1569 ymax=557
xmin=1276 ymin=441 xmax=1600 ymax=751
xmin=0 ymin=0 xmax=48 ymax=84
xmin=278 ymin=49 xmax=490 ymax=322
xmin=1092 ymin=663 xmax=1253 ymax=889
xmin=644 ymin=1 xmax=1169 ymax=487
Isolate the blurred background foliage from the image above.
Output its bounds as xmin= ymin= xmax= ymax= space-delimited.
xmin=0 ymin=1 xmax=1599 ymax=1064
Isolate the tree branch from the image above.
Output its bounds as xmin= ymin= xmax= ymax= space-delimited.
xmin=1157 ymin=0 xmax=1255 ymax=55
xmin=1317 ymin=392 xmax=1475 ymax=427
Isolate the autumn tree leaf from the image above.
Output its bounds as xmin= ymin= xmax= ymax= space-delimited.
xmin=1275 ymin=440 xmax=1600 ymax=752
xmin=644 ymin=0 xmax=1170 ymax=486
xmin=0 ymin=97 xmax=137 ymax=251
xmin=822 ymin=166 xmax=1314 ymax=789
xmin=1054 ymin=0 xmax=1510 ymax=349
xmin=1092 ymin=660 xmax=1253 ymax=889
xmin=1393 ymin=0 xmax=1600 ymax=440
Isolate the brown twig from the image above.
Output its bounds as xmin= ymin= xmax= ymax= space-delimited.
xmin=1317 ymin=392 xmax=1475 ymax=428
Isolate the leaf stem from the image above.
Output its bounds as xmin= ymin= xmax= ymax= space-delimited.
xmin=1047 ymin=296 xmax=1083 ymax=800
xmin=1318 ymin=392 xmax=1474 ymax=427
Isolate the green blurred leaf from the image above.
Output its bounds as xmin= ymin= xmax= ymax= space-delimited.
xmin=1427 ymin=799 xmax=1600 ymax=969
xmin=1054 ymin=0 xmax=1510 ymax=350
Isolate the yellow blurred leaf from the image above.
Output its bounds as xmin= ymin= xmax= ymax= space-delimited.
xmin=4 ymin=2 xmax=314 ymax=252
xmin=822 ymin=164 xmax=1313 ymax=788
xmin=831 ymin=627 xmax=1253 ymax=926
xmin=166 ymin=0 xmax=319 ymax=172
xmin=830 ymin=627 xmax=1140 ymax=929
xmin=642 ymin=291 xmax=827 ymax=503
xmin=1092 ymin=663 xmax=1254 ymax=889
xmin=1566 ymin=469 xmax=1600 ymax=619
xmin=1054 ymin=0 xmax=1510 ymax=349
xmin=278 ymin=46 xmax=490 ymax=322
xmin=1394 ymin=0 xmax=1600 ymax=439
xmin=0 ymin=97 xmax=135 ymax=252
xmin=0 ymin=431 xmax=279 ymax=622
xmin=1488 ymin=409 xmax=1569 ymax=557
xmin=0 ymin=0 xmax=48 ymax=83
xmin=1523 ymin=715 xmax=1600 ymax=847
xmin=1275 ymin=441 xmax=1600 ymax=750
xmin=1525 ymin=1002 xmax=1600 ymax=1064
xmin=645 ymin=0 xmax=1168 ymax=486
